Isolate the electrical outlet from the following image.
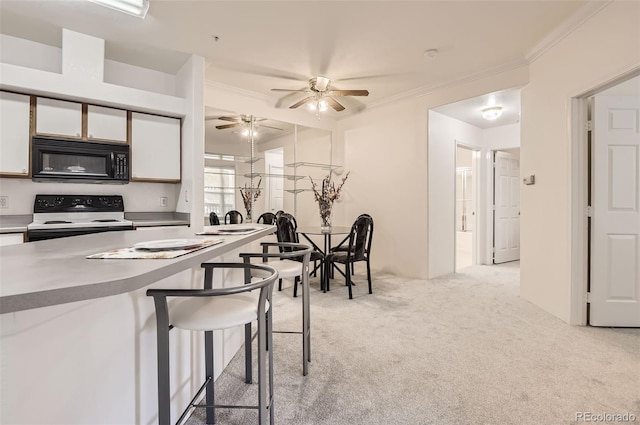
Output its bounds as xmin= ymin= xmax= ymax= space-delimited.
xmin=160 ymin=197 xmax=168 ymax=207
xmin=0 ymin=196 xmax=8 ymax=209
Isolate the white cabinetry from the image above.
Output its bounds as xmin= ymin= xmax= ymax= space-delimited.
xmin=131 ymin=112 xmax=181 ymax=182
xmin=87 ymin=105 xmax=127 ymax=143
xmin=0 ymin=91 xmax=31 ymax=176
xmin=35 ymin=97 xmax=82 ymax=138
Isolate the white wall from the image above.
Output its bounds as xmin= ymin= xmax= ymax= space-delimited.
xmin=521 ymin=0 xmax=640 ymax=323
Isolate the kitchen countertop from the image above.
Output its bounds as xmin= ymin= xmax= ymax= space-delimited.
xmin=0 ymin=224 xmax=275 ymax=314
xmin=0 ymin=212 xmax=191 ymax=234
xmin=125 ymin=211 xmax=190 ymax=227
xmin=0 ymin=215 xmax=32 ymax=233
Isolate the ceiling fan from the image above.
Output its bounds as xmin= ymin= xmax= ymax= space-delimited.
xmin=206 ymin=115 xmax=283 ymax=132
xmin=271 ymin=76 xmax=369 ymax=112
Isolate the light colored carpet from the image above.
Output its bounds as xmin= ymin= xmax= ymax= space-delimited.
xmin=186 ymin=263 xmax=640 ymax=425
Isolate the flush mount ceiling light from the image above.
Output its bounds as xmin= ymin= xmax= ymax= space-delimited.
xmin=481 ymin=106 xmax=503 ymax=121
xmin=88 ymin=0 xmax=149 ymax=18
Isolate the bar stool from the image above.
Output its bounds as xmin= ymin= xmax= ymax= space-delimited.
xmin=146 ymin=262 xmax=278 ymax=425
xmin=240 ymin=242 xmax=313 ymax=376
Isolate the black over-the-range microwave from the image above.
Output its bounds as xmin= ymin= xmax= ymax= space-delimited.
xmin=31 ymin=136 xmax=129 ymax=184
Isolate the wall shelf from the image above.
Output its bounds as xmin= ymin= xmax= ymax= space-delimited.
xmin=286 ymin=161 xmax=343 ymax=175
xmin=244 ymin=172 xmax=305 ymax=181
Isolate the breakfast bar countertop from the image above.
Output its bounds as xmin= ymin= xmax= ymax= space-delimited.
xmin=0 ymin=224 xmax=275 ymax=314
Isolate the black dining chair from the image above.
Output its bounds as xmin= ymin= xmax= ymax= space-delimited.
xmin=275 ymin=213 xmax=324 ymax=296
xmin=325 ymin=214 xmax=374 ymax=299
xmin=225 ymin=210 xmax=244 ymax=224
xmin=330 ymin=213 xmax=372 ymax=274
xmin=209 ymin=212 xmax=220 ymax=226
xmin=257 ymin=212 xmax=277 ymax=224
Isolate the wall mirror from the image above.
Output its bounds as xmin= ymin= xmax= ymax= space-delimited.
xmin=204 ymin=108 xmax=334 ymax=226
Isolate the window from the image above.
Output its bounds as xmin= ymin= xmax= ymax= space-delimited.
xmin=204 ymin=166 xmax=235 ymax=217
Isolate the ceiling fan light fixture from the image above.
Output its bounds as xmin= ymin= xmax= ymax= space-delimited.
xmin=88 ymin=0 xmax=149 ymax=18
xmin=482 ymin=106 xmax=503 ymax=121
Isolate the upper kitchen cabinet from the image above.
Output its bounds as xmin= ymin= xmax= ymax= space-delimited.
xmin=130 ymin=112 xmax=181 ymax=182
xmin=86 ymin=105 xmax=127 ymax=143
xmin=0 ymin=91 xmax=31 ymax=176
xmin=35 ymin=97 xmax=83 ymax=138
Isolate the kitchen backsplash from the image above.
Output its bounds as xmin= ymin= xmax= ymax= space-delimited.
xmin=0 ymin=178 xmax=179 ymax=215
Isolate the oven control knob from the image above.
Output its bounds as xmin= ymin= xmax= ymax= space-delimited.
xmin=55 ymin=197 xmax=64 ymax=205
xmin=86 ymin=198 xmax=93 ymax=206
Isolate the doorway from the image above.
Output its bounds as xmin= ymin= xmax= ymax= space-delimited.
xmin=492 ymin=149 xmax=521 ymax=264
xmin=456 ymin=145 xmax=477 ymax=270
xmin=264 ymin=148 xmax=284 ymax=212
xmin=571 ymin=70 xmax=640 ymax=326
xmin=587 ymin=75 xmax=640 ymax=327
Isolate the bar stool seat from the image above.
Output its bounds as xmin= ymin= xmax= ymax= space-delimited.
xmin=147 ymin=262 xmax=278 ymax=425
xmin=171 ymin=294 xmax=270 ymax=331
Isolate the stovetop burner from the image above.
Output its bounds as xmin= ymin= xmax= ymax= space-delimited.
xmin=44 ymin=220 xmax=73 ymax=225
xmin=91 ymin=219 xmax=119 ymax=223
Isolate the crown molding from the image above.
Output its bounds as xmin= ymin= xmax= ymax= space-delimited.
xmin=525 ymin=0 xmax=611 ymax=64
xmin=362 ymin=57 xmax=528 ymax=113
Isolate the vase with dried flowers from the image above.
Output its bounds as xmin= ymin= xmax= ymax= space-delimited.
xmin=309 ymin=171 xmax=350 ymax=230
xmin=239 ymin=177 xmax=262 ymax=222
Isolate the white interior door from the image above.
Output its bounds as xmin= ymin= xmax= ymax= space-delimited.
xmin=493 ymin=151 xmax=520 ymax=264
xmin=590 ymin=95 xmax=640 ymax=327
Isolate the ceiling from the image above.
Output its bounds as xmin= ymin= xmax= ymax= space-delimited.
xmin=0 ymin=1 xmax=593 ymax=125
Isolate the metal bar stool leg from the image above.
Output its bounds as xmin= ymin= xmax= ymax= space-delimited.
xmin=245 ymin=322 xmax=253 ymax=384
xmin=302 ymin=266 xmax=311 ymax=374
xmin=204 ymin=330 xmax=215 ymax=424
xmin=152 ymin=297 xmax=172 ymax=425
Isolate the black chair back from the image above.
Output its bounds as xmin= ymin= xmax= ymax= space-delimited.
xmin=349 ymin=214 xmax=373 ymax=261
xmin=209 ymin=212 xmax=220 ymax=226
xmin=225 ymin=210 xmax=244 ymax=224
xmin=257 ymin=212 xmax=276 ymax=224
xmin=276 ymin=214 xmax=298 ymax=246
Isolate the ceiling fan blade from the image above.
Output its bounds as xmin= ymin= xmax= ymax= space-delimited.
xmin=330 ymin=90 xmax=370 ymax=96
xmin=324 ymin=97 xmax=345 ymax=112
xmin=259 ymin=124 xmax=284 ymax=131
xmin=271 ymin=88 xmax=309 ymax=92
xmin=215 ymin=123 xmax=241 ymax=130
xmin=218 ymin=116 xmax=240 ymax=122
xmin=289 ymin=96 xmax=315 ymax=109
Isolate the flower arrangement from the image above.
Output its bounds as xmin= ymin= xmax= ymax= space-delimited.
xmin=309 ymin=171 xmax=350 ymax=229
xmin=239 ymin=177 xmax=262 ymax=221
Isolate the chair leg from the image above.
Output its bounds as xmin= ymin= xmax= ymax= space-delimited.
xmin=324 ymin=259 xmax=331 ymax=292
xmin=302 ymin=270 xmax=310 ymax=376
xmin=293 ymin=276 xmax=300 ymax=298
xmin=366 ymin=258 xmax=372 ymax=294
xmin=346 ymin=262 xmax=353 ymax=299
xmin=267 ymin=308 xmax=274 ymax=425
xmin=244 ymin=323 xmax=252 ymax=384
xmin=257 ymin=306 xmax=269 ymax=425
xmin=278 ymin=278 xmax=282 ymax=291
xmin=204 ymin=330 xmax=215 ymax=424
xmin=153 ymin=301 xmax=171 ymax=425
